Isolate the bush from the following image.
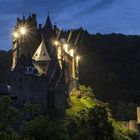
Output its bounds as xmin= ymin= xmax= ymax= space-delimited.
xmin=79 ymin=85 xmax=95 ymax=99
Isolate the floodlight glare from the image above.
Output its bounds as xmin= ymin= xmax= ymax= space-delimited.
xmin=19 ymin=27 xmax=27 ymax=35
xmin=54 ymin=41 xmax=59 ymax=46
xmin=69 ymin=49 xmax=74 ymax=57
xmin=13 ymin=32 xmax=19 ymax=38
xmin=76 ymin=56 xmax=80 ymax=61
xmin=63 ymin=43 xmax=69 ymax=53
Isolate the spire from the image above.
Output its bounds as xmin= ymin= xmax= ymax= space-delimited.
xmin=23 ymin=13 xmax=25 ymax=20
xmin=32 ymin=40 xmax=51 ymax=62
xmin=45 ymin=13 xmax=53 ymax=29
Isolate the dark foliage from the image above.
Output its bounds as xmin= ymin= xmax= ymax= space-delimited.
xmin=0 ymin=50 xmax=12 ymax=84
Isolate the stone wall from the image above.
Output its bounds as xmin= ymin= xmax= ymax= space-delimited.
xmin=11 ymin=70 xmax=48 ymax=111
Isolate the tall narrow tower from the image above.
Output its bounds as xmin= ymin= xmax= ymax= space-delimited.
xmin=44 ymin=14 xmax=54 ymax=40
xmin=11 ymin=33 xmax=19 ymax=69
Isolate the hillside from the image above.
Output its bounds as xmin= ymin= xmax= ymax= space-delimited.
xmin=0 ymin=86 xmax=135 ymax=140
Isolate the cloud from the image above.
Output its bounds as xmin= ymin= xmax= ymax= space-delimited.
xmin=76 ymin=0 xmax=115 ymax=16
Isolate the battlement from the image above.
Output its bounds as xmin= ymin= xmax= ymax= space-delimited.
xmin=15 ymin=14 xmax=58 ymax=32
xmin=16 ymin=14 xmax=37 ymax=28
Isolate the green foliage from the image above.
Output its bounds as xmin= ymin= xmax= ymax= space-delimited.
xmin=0 ymin=90 xmax=135 ymax=140
xmin=79 ymin=85 xmax=95 ymax=99
xmin=112 ymin=120 xmax=137 ymax=140
xmin=66 ymin=96 xmax=114 ymax=140
xmin=23 ymin=103 xmax=44 ymax=120
xmin=0 ymin=96 xmax=19 ymax=140
xmin=66 ymin=104 xmax=114 ymax=140
xmin=0 ymin=129 xmax=21 ymax=140
xmin=66 ymin=96 xmax=95 ymax=116
xmin=0 ymin=96 xmax=18 ymax=126
xmin=86 ymin=106 xmax=114 ymax=140
xmin=20 ymin=90 xmax=136 ymax=140
xmin=66 ymin=92 xmax=136 ymax=140
xmin=21 ymin=116 xmax=69 ymax=140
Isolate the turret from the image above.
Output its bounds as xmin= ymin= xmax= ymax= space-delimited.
xmin=45 ymin=14 xmax=53 ymax=30
xmin=32 ymin=38 xmax=51 ymax=75
xmin=44 ymin=14 xmax=54 ymax=40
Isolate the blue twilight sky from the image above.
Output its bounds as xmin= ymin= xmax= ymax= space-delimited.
xmin=0 ymin=0 xmax=140 ymax=50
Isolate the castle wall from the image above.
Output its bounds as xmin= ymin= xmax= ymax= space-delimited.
xmin=11 ymin=70 xmax=48 ymax=110
xmin=118 ymin=120 xmax=137 ymax=131
xmin=54 ymin=90 xmax=65 ymax=116
xmin=137 ymin=107 xmax=140 ymax=123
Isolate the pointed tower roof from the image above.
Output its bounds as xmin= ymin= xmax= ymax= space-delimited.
xmin=45 ymin=14 xmax=53 ymax=29
xmin=32 ymin=40 xmax=51 ymax=62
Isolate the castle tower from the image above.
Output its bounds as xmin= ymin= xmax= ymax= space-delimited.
xmin=11 ymin=14 xmax=40 ymax=70
xmin=11 ymin=53 xmax=48 ymax=110
xmin=11 ymin=33 xmax=19 ymax=70
xmin=45 ymin=14 xmax=53 ymax=31
xmin=32 ymin=39 xmax=51 ymax=75
xmin=44 ymin=14 xmax=54 ymax=40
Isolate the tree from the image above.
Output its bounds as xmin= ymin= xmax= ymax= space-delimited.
xmin=21 ymin=116 xmax=69 ymax=140
xmin=79 ymin=85 xmax=95 ymax=99
xmin=87 ymin=106 xmax=114 ymax=140
xmin=0 ymin=96 xmax=19 ymax=140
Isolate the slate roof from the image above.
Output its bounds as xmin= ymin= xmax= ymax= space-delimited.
xmin=32 ymin=40 xmax=51 ymax=62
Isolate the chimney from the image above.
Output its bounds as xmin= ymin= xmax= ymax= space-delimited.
xmin=32 ymin=14 xmax=36 ymax=21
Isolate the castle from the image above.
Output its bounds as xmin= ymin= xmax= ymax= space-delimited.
xmin=10 ymin=14 xmax=80 ymax=116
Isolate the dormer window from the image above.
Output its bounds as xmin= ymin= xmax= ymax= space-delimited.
xmin=25 ymin=67 xmax=34 ymax=75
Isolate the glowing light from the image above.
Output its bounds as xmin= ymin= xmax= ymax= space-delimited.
xmin=76 ymin=56 xmax=80 ymax=61
xmin=54 ymin=40 xmax=59 ymax=46
xmin=58 ymin=46 xmax=62 ymax=59
xmin=76 ymin=56 xmax=80 ymax=67
xmin=19 ymin=27 xmax=27 ymax=35
xmin=13 ymin=32 xmax=19 ymax=38
xmin=63 ymin=43 xmax=69 ymax=53
xmin=69 ymin=49 xmax=74 ymax=57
